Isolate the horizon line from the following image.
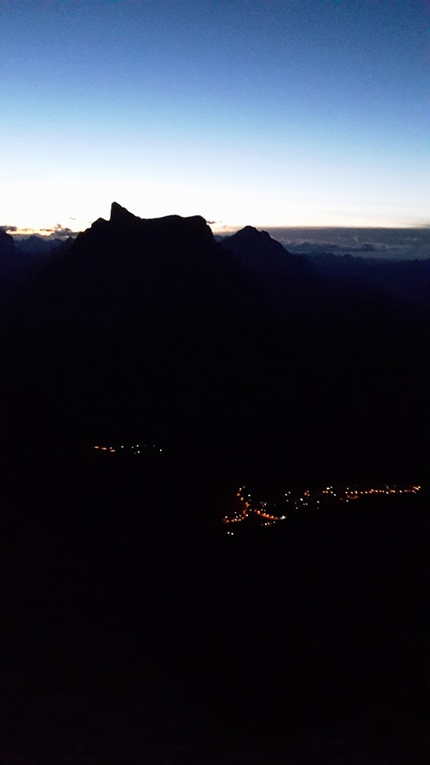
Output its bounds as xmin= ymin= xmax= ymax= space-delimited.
xmin=3 ymin=221 xmax=429 ymax=239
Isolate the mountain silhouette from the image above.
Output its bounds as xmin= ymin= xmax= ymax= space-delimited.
xmin=0 ymin=227 xmax=15 ymax=258
xmin=220 ymin=224 xmax=297 ymax=272
xmin=0 ymin=228 xmax=17 ymax=295
xmin=3 ymin=203 xmax=428 ymax=486
xmin=0 ymin=229 xmax=76 ymax=303
xmin=18 ymin=202 xmax=240 ymax=326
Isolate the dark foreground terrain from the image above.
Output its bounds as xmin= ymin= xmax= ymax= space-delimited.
xmin=0 ymin=448 xmax=428 ymax=763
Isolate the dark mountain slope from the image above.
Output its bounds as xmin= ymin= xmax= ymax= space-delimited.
xmin=0 ymin=228 xmax=17 ymax=296
xmin=220 ymin=225 xmax=296 ymax=271
xmin=0 ymin=227 xmax=15 ymax=258
xmin=219 ymin=224 xmax=321 ymax=316
xmin=0 ymin=229 xmax=75 ymax=304
xmin=300 ymin=251 xmax=430 ymax=317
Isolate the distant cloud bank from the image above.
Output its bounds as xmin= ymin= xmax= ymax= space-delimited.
xmin=266 ymin=227 xmax=430 ymax=261
xmin=0 ymin=223 xmax=79 ymax=240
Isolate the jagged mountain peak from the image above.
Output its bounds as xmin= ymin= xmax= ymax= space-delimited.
xmin=108 ymin=202 xmax=211 ymax=234
xmin=234 ymin=225 xmax=271 ymax=239
xmin=224 ymin=225 xmax=292 ymax=256
xmin=110 ymin=201 xmax=139 ymax=225
xmin=220 ymin=223 xmax=300 ymax=276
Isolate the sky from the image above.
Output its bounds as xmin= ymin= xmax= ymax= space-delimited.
xmin=0 ymin=0 xmax=429 ymax=234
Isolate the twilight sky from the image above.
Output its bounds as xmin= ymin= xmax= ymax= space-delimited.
xmin=1 ymin=0 xmax=428 ymax=234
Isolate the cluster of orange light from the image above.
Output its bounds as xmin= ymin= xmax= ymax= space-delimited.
xmin=223 ymin=483 xmax=421 ymax=525
xmin=319 ymin=485 xmax=420 ymax=498
xmin=253 ymin=509 xmax=279 ymax=521
xmin=223 ymin=487 xmax=286 ymax=525
xmin=331 ymin=486 xmax=421 ymax=499
xmin=223 ymin=487 xmax=250 ymax=524
xmin=93 ymin=444 xmax=163 ymax=454
xmin=223 ymin=515 xmax=247 ymax=524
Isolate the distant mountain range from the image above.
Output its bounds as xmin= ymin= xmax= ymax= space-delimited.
xmin=0 ymin=228 xmax=73 ymax=298
xmin=2 ymin=203 xmax=428 ymax=485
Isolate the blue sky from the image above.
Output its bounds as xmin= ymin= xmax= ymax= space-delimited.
xmin=1 ymin=0 xmax=428 ymax=233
